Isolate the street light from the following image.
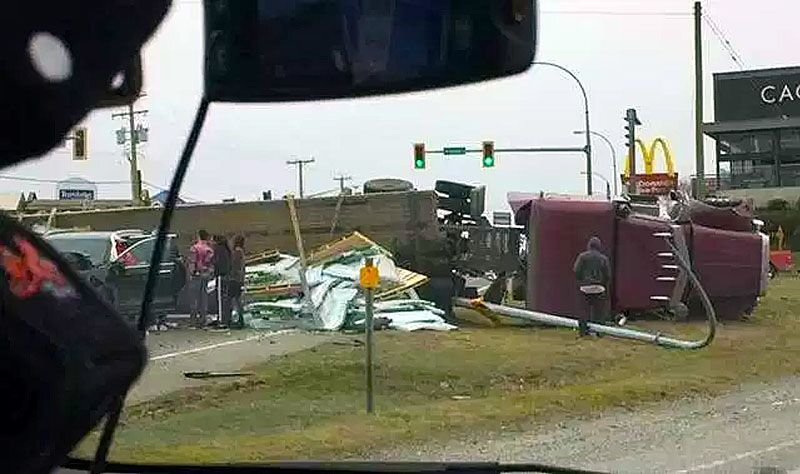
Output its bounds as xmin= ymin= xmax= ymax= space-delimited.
xmin=574 ymin=130 xmax=618 ymax=196
xmin=534 ymin=61 xmax=592 ymax=195
xmin=581 ymin=171 xmax=611 ymax=200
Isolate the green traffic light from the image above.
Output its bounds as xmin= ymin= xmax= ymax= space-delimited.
xmin=482 ymin=155 xmax=495 ymax=168
xmin=415 ymin=159 xmax=426 ymax=169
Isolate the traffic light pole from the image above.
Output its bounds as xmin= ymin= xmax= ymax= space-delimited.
xmin=426 ymin=146 xmax=586 ymax=155
xmin=624 ymin=108 xmax=642 ymax=195
xmin=533 ymin=62 xmax=593 ymax=196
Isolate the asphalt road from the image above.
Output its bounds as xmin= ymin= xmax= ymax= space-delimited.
xmin=125 ymin=325 xmax=329 ymax=403
xmin=376 ymin=377 xmax=800 ymax=473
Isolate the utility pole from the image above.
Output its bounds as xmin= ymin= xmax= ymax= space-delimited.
xmin=112 ymin=99 xmax=148 ymax=205
xmin=334 ymin=175 xmax=352 ymax=193
xmin=286 ymin=158 xmax=315 ymax=198
xmin=694 ymin=1 xmax=706 ymax=198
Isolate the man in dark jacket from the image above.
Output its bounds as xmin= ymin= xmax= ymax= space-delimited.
xmin=212 ymin=235 xmax=232 ymax=328
xmin=229 ymin=235 xmax=246 ymax=329
xmin=573 ymin=236 xmax=611 ymax=337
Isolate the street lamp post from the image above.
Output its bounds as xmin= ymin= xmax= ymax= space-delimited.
xmin=581 ymin=171 xmax=611 ymax=200
xmin=534 ymin=61 xmax=592 ymax=195
xmin=574 ymin=130 xmax=618 ymax=196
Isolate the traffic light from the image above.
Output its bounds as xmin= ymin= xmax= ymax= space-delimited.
xmin=73 ymin=127 xmax=88 ymax=160
xmin=624 ymin=108 xmax=641 ymax=173
xmin=413 ymin=143 xmax=426 ymax=169
xmin=482 ymin=141 xmax=495 ymax=168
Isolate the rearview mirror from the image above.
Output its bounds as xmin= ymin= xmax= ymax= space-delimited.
xmin=204 ymin=0 xmax=537 ymax=102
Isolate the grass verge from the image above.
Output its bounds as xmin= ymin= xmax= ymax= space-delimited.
xmin=79 ymin=277 xmax=800 ymax=463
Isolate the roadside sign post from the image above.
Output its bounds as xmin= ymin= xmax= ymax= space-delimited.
xmin=360 ymin=258 xmax=380 ymax=414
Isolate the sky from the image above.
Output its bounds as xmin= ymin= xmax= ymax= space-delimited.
xmin=3 ymin=0 xmax=800 ymax=212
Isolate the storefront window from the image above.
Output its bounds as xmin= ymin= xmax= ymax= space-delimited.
xmin=725 ymin=157 xmax=777 ymax=189
xmin=719 ymin=132 xmax=774 ymax=155
xmin=780 ymin=128 xmax=800 ymax=152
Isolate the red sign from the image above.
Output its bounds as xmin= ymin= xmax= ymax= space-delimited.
xmin=630 ymin=173 xmax=678 ymax=196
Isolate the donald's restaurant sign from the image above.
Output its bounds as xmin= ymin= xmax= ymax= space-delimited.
xmin=622 ymin=137 xmax=678 ymax=196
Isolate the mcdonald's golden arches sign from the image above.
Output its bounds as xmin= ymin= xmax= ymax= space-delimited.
xmin=621 ymin=138 xmax=678 ymax=196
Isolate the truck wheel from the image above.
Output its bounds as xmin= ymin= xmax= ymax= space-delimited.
xmin=363 ymin=178 xmax=414 ymax=194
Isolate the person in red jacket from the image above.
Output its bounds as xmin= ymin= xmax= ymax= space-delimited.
xmin=188 ymin=229 xmax=214 ymax=328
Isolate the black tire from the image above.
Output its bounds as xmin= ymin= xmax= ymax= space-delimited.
xmin=363 ymin=178 xmax=414 ymax=194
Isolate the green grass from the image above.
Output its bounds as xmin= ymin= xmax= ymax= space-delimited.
xmin=79 ymin=277 xmax=800 ymax=463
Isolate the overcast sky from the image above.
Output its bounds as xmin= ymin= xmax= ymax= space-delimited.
xmin=4 ymin=0 xmax=799 ymax=211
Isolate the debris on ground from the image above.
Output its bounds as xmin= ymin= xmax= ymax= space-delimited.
xmin=183 ymin=371 xmax=254 ymax=379
xmin=238 ymin=232 xmax=455 ymax=333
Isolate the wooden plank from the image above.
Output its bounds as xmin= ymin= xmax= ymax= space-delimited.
xmin=307 ymin=231 xmax=390 ymax=266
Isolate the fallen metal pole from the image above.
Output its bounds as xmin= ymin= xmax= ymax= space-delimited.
xmin=455 ymin=240 xmax=716 ymax=350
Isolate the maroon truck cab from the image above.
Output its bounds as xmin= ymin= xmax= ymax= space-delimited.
xmin=510 ymin=195 xmax=769 ymax=321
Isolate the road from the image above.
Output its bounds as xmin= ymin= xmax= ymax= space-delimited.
xmin=128 ymin=325 xmax=330 ymax=403
xmin=373 ymin=377 xmax=800 ymax=473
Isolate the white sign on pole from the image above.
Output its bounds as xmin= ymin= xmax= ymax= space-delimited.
xmin=56 ymin=177 xmax=98 ymax=201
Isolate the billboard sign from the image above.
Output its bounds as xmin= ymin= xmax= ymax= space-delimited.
xmin=714 ymin=67 xmax=800 ymax=121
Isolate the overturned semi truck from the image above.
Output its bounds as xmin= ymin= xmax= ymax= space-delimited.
xmin=508 ymin=193 xmax=770 ymax=321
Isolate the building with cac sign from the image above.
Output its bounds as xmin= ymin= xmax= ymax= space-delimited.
xmin=703 ymin=66 xmax=800 ymax=207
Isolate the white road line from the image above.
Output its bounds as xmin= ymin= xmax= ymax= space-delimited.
xmin=149 ymin=329 xmax=296 ymax=361
xmin=673 ymin=439 xmax=800 ymax=473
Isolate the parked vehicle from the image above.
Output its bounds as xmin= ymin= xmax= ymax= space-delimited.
xmin=769 ymin=250 xmax=795 ymax=278
xmin=45 ymin=230 xmax=186 ymax=325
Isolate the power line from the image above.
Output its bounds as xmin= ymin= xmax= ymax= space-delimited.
xmin=702 ymin=13 xmax=746 ymax=67
xmin=702 ymin=11 xmax=788 ymax=119
xmin=0 ymin=175 xmax=129 ymax=185
xmin=0 ymin=174 xmax=203 ymax=202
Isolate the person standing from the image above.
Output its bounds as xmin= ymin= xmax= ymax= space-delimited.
xmin=229 ymin=235 xmax=246 ymax=329
xmin=212 ymin=234 xmax=232 ymax=328
xmin=188 ymin=229 xmax=215 ymax=329
xmin=573 ymin=236 xmax=611 ymax=337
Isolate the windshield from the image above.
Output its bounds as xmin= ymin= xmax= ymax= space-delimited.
xmin=6 ymin=1 xmax=800 ymax=473
xmin=47 ymin=236 xmax=110 ymax=267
